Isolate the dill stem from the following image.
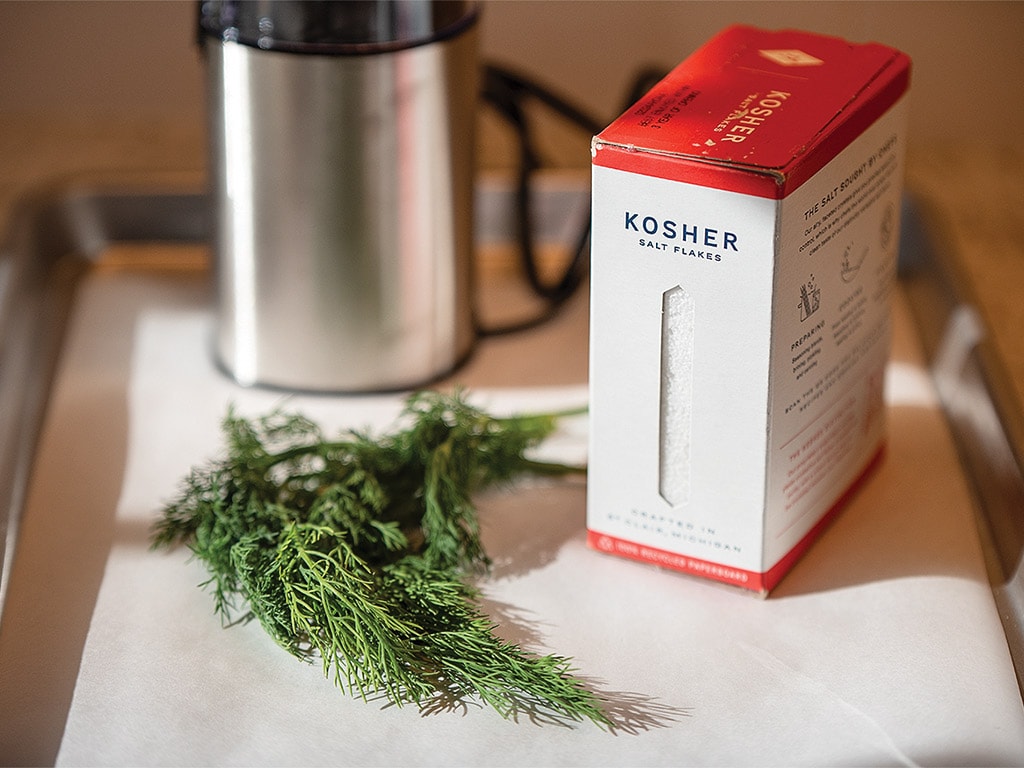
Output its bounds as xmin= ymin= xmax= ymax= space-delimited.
xmin=494 ymin=403 xmax=589 ymax=423
xmin=518 ymin=458 xmax=587 ymax=477
xmin=258 ymin=439 xmax=361 ymax=468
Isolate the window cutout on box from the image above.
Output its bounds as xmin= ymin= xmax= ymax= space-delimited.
xmin=659 ymin=285 xmax=694 ymax=506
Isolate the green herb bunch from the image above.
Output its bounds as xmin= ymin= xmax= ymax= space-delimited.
xmin=152 ymin=390 xmax=609 ymax=727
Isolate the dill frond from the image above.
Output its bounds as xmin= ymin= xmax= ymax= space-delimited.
xmin=151 ymin=390 xmax=607 ymax=727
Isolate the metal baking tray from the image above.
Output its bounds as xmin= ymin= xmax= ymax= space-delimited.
xmin=898 ymin=194 xmax=1024 ymax=690
xmin=1 ymin=175 xmax=1021 ymax=690
xmin=0 ymin=177 xmax=208 ymax=610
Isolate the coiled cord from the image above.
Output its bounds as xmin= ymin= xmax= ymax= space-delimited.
xmin=478 ymin=63 xmax=669 ymax=336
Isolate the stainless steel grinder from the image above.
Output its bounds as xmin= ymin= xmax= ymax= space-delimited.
xmin=199 ymin=0 xmax=479 ymax=391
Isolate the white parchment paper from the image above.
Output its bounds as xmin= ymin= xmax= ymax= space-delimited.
xmin=54 ymin=289 xmax=1024 ymax=766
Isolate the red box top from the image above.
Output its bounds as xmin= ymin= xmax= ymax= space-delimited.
xmin=593 ymin=25 xmax=911 ymax=198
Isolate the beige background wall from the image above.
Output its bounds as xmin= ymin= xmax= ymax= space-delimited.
xmin=1 ymin=1 xmax=1021 ymax=153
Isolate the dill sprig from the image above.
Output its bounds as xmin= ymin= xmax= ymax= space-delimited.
xmin=151 ymin=390 xmax=609 ymax=727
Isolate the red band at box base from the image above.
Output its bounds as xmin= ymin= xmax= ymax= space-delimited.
xmin=586 ymin=445 xmax=886 ymax=594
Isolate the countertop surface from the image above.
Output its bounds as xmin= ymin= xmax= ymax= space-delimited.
xmin=1 ymin=114 xmax=1023 ymax=765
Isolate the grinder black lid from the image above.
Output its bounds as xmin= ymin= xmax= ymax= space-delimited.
xmin=197 ymin=0 xmax=478 ymax=55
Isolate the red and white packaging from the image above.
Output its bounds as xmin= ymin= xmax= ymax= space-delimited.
xmin=586 ymin=26 xmax=911 ymax=594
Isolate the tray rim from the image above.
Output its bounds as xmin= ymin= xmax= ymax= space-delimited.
xmin=0 ymin=173 xmax=1022 ymax=694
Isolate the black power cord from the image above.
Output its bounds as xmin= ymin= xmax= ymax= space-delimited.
xmin=478 ymin=63 xmax=669 ymax=336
